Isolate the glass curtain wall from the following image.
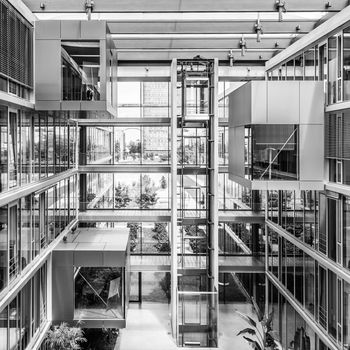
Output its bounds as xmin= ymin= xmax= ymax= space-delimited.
xmin=0 ymin=175 xmax=76 ymax=295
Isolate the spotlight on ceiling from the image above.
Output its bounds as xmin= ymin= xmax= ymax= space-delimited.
xmin=228 ymin=50 xmax=235 ymax=67
xmin=239 ymin=35 xmax=247 ymax=56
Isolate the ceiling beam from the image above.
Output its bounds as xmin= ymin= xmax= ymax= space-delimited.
xmin=116 ymin=50 xmax=274 ymax=61
xmin=107 ymin=21 xmax=316 ymax=35
xmin=113 ymin=37 xmax=293 ymax=50
xmin=23 ymin=0 xmax=349 ymax=13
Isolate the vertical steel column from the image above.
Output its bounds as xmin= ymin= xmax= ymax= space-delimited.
xmin=209 ymin=58 xmax=219 ymax=291
xmin=170 ymin=58 xmax=178 ymax=339
xmin=208 ymin=59 xmax=219 ymax=347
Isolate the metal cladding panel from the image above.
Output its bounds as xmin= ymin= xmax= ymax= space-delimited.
xmin=228 ymin=126 xmax=245 ymax=179
xmin=251 ymin=81 xmax=267 ymax=124
xmin=74 ymin=250 xmax=104 ymax=267
xmin=35 ymin=20 xmax=60 ymax=39
xmin=104 ymin=249 xmax=127 ymax=267
xmin=299 ymin=81 xmax=324 ymax=124
xmin=81 ymin=20 xmax=106 ymax=39
xmin=60 ymin=20 xmax=81 ymax=39
xmin=299 ymin=123 xmax=324 ymax=182
xmin=228 ymin=82 xmax=251 ymax=127
xmin=35 ymin=39 xmax=61 ymax=101
xmin=52 ymin=266 xmax=74 ymax=322
xmin=266 ymin=81 xmax=300 ymax=124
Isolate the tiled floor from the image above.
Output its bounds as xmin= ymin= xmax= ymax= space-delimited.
xmin=117 ymin=302 xmax=254 ymax=350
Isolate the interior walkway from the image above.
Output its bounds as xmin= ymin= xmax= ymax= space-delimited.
xmin=117 ymin=302 xmax=254 ymax=350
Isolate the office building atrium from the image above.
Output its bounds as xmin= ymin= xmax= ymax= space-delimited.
xmin=1 ymin=0 xmax=350 ymax=349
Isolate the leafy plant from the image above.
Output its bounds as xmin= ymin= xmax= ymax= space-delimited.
xmin=114 ymin=183 xmax=131 ymax=209
xmin=82 ymin=328 xmax=119 ymax=350
xmin=136 ymin=175 xmax=158 ymax=209
xmin=236 ymin=297 xmax=282 ymax=350
xmin=160 ymin=176 xmax=167 ymax=189
xmin=127 ymin=223 xmax=140 ymax=252
xmin=45 ymin=322 xmax=87 ymax=350
xmin=159 ymin=272 xmax=171 ymax=302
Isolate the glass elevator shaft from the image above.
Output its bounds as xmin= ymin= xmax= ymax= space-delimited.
xmin=173 ymin=59 xmax=218 ymax=347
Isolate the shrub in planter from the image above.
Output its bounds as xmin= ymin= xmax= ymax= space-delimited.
xmin=45 ymin=323 xmax=86 ymax=350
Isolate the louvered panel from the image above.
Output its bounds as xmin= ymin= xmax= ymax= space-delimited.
xmin=342 ymin=113 xmax=350 ymax=159
xmin=325 ymin=114 xmax=337 ymax=158
xmin=0 ymin=1 xmax=9 ymax=76
xmin=8 ymin=9 xmax=17 ymax=81
xmin=0 ymin=0 xmax=33 ymax=87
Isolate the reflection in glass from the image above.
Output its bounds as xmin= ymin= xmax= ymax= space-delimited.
xmin=62 ymin=41 xmax=100 ymax=101
xmin=245 ymin=124 xmax=298 ymax=180
xmin=0 ymin=205 xmax=8 ymax=292
xmin=0 ymin=106 xmax=7 ymax=192
xmin=344 ymin=27 xmax=350 ymax=100
xmin=75 ymin=267 xmax=124 ymax=319
xmin=328 ymin=35 xmax=337 ymax=104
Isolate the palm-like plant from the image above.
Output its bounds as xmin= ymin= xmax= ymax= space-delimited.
xmin=45 ymin=322 xmax=87 ymax=350
xmin=236 ymin=297 xmax=282 ymax=350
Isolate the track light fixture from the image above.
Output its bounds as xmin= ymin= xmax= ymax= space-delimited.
xmin=275 ymin=0 xmax=287 ymax=22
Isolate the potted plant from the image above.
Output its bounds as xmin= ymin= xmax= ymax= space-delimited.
xmin=236 ymin=298 xmax=282 ymax=350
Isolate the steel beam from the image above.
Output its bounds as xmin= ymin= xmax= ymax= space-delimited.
xmin=23 ymin=0 xmax=348 ymax=12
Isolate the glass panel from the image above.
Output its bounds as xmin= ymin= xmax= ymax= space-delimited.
xmin=8 ymin=112 xmax=17 ymax=188
xmin=344 ymin=196 xmax=350 ymax=269
xmin=304 ymin=253 xmax=315 ymax=316
xmin=178 ymin=288 xmax=218 ymax=347
xmin=9 ymin=205 xmax=19 ymax=280
xmin=344 ymin=281 xmax=350 ymax=349
xmin=75 ymin=267 xmax=124 ymax=319
xmin=328 ymin=35 xmax=337 ymax=104
xmin=250 ymin=124 xmax=298 ymax=180
xmin=0 ymin=205 xmax=8 ymax=292
xmin=62 ymin=41 xmax=100 ymax=101
xmin=344 ymin=27 xmax=350 ymax=100
xmin=9 ymin=296 xmax=20 ymax=350
xmin=21 ymin=196 xmax=31 ymax=270
xmin=0 ymin=106 xmax=8 ymax=192
xmin=20 ymin=113 xmax=31 ymax=184
xmin=0 ymin=306 xmax=7 ymax=350
xmin=328 ymin=270 xmax=337 ymax=339
xmin=304 ymin=49 xmax=315 ymax=80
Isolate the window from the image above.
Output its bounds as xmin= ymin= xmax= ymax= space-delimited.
xmin=62 ymin=41 xmax=100 ymax=101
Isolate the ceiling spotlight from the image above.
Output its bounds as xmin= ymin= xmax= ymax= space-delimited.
xmin=239 ymin=35 xmax=247 ymax=56
xmin=325 ymin=1 xmax=332 ymax=9
xmin=296 ymin=25 xmax=301 ymax=32
xmin=275 ymin=0 xmax=287 ymax=22
xmin=254 ymin=18 xmax=263 ymax=42
xmin=228 ymin=50 xmax=235 ymax=67
xmin=275 ymin=42 xmax=279 ymax=48
xmin=40 ymin=2 xmax=45 ymax=9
